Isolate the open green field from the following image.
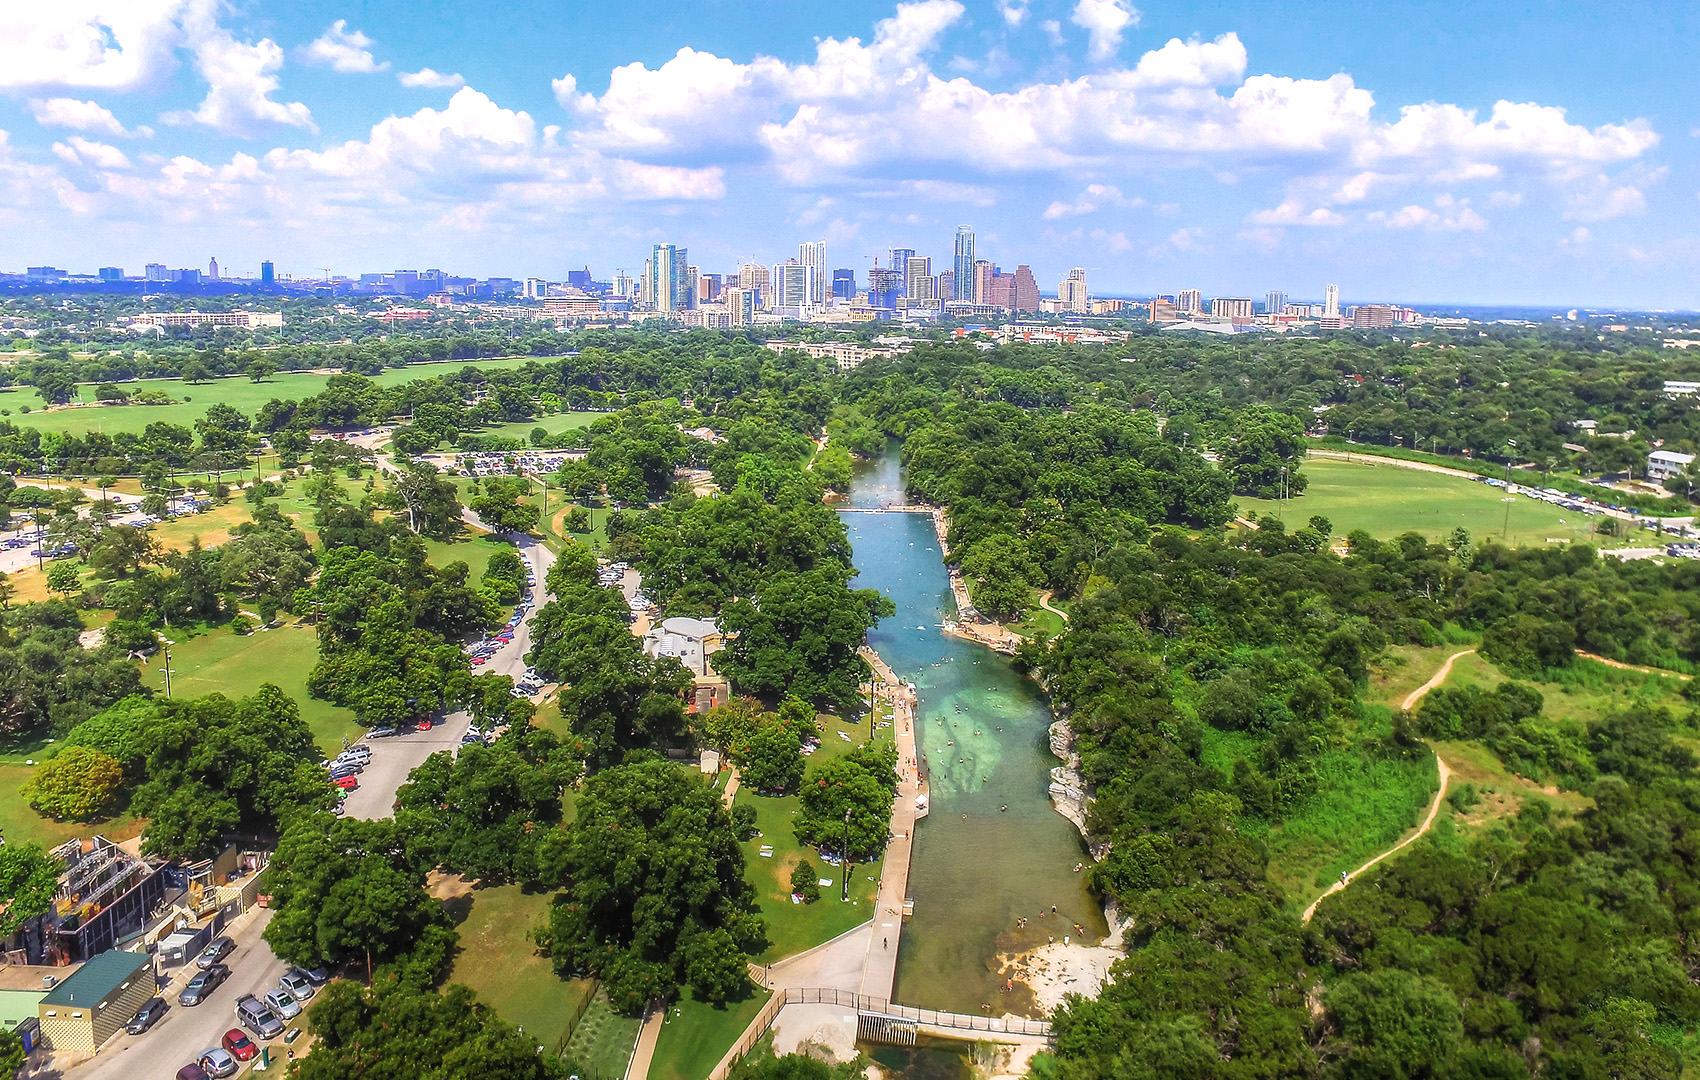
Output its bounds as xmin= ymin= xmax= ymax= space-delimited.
xmin=0 ymin=356 xmax=553 ymax=435
xmin=734 ymin=713 xmax=885 ymax=962
xmin=648 ymin=990 xmax=772 ymax=1080
xmin=444 ymin=883 xmax=596 ymax=1053
xmin=1237 ymin=457 xmax=1648 ymax=548
xmin=473 ymin=412 xmax=602 ymax=445
xmin=423 ymin=534 xmax=515 ymax=585
xmin=563 ymin=994 xmax=644 ymax=1080
xmin=138 ymin=620 xmax=362 ymax=754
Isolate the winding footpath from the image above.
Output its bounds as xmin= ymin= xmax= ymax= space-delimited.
xmin=1299 ymin=649 xmax=1473 ymax=924
xmin=1037 ymin=591 xmax=1069 ymax=623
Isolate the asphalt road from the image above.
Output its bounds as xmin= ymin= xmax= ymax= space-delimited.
xmin=66 ymin=909 xmax=292 ymax=1080
xmin=341 ymin=535 xmax=554 ymax=820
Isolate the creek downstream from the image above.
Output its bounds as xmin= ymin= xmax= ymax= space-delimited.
xmin=845 ymin=451 xmax=1106 ymax=1017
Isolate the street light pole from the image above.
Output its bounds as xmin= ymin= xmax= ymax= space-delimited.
xmin=1502 ymin=440 xmax=1518 ymax=540
xmin=841 ymin=807 xmax=852 ymax=902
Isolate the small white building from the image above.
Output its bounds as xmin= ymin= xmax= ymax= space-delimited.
xmin=1664 ymin=381 xmax=1700 ymax=398
xmin=1647 ymin=450 xmax=1696 ymax=482
xmin=641 ymin=616 xmax=723 ymax=677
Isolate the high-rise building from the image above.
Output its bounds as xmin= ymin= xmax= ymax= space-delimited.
xmin=868 ymin=266 xmax=903 ymax=309
xmin=988 ymin=272 xmax=1016 ymax=309
xmin=1324 ymin=283 xmax=1340 ymax=317
xmin=207 ymin=257 xmax=219 ymax=281
xmin=1211 ymin=297 xmax=1255 ymax=320
xmin=772 ymin=259 xmax=809 ymax=309
xmin=953 ymin=226 xmax=976 ymax=301
xmin=1176 ymin=289 xmax=1202 ymax=313
xmin=799 ymin=240 xmax=828 ymax=306
xmin=259 ymin=261 xmax=274 ymax=285
xmin=98 ymin=267 xmax=123 ymax=282
xmin=936 ymin=271 xmax=954 ymax=303
xmin=145 ymin=263 xmax=168 ymax=281
xmin=972 ymin=260 xmax=995 ymax=304
xmin=647 ymin=244 xmax=689 ymax=312
xmin=724 ymin=287 xmax=754 ymax=326
xmin=1012 ymin=265 xmax=1039 ymax=312
xmin=685 ymin=265 xmax=700 ymax=309
xmin=832 ymin=269 xmax=854 ymax=300
xmin=524 ymin=277 xmax=548 ymax=299
xmin=888 ymin=248 xmax=915 ymax=288
xmin=698 ymin=274 xmax=722 ymax=304
xmin=904 ymin=256 xmax=933 ymax=300
xmin=1352 ymin=304 xmax=1395 ymax=329
xmin=1264 ymin=290 xmax=1288 ymax=315
xmin=567 ymin=268 xmax=592 ymax=290
xmin=1058 ymin=268 xmax=1088 ymax=313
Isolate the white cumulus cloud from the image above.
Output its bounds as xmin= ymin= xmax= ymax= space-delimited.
xmin=29 ymin=98 xmax=152 ymax=138
xmin=162 ymin=11 xmax=315 ymax=137
xmin=1070 ymin=0 xmax=1140 ymax=64
xmin=1043 ymin=183 xmax=1143 ymax=218
xmin=399 ymin=68 xmax=466 ymax=90
xmin=301 ymin=20 xmax=388 ymax=74
xmin=0 ymin=3 xmax=191 ymax=90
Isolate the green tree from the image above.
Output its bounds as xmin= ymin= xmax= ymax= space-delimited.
xmin=789 ymin=860 xmax=821 ymax=903
xmin=793 ymin=742 xmax=897 ymax=861
xmin=0 ymin=844 xmax=62 ymax=937
xmin=297 ymin=981 xmax=565 ymax=1080
xmin=45 ymin=562 xmax=79 ymax=594
xmin=23 ymin=746 xmax=124 ymax=820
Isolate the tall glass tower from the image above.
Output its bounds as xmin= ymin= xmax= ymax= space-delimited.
xmin=953 ymin=226 xmax=975 ymax=301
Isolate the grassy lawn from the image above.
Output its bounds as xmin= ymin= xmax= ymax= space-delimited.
xmin=424 ymin=534 xmax=514 ymax=584
xmin=472 ymin=412 xmax=601 ymax=445
xmin=648 ymin=990 xmax=772 ymax=1080
xmin=138 ymin=620 xmax=362 ymax=754
xmin=444 ymin=883 xmax=595 ymax=1053
xmin=734 ymin=710 xmax=885 ymax=962
xmin=1237 ymin=457 xmax=1648 ymax=548
xmin=0 ymin=764 xmax=142 ymax=849
xmin=563 ymin=994 xmax=644 ymax=1080
xmin=0 ymin=356 xmax=552 ymax=436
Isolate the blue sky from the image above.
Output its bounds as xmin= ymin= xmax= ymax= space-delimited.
xmin=1 ymin=1 xmax=1694 ymax=307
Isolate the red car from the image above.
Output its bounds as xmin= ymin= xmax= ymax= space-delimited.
xmin=333 ymin=775 xmax=358 ymax=790
xmin=415 ymin=719 xmax=432 ymax=731
xmin=222 ymin=1030 xmax=257 ymax=1061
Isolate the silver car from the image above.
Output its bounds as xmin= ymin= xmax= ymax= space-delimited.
xmin=278 ymin=970 xmax=314 ymax=1000
xmin=262 ymin=988 xmax=301 ymax=1020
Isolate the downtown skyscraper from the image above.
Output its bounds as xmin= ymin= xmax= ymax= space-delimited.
xmin=953 ymin=226 xmax=976 ymax=301
xmin=799 ymin=240 xmax=827 ymax=307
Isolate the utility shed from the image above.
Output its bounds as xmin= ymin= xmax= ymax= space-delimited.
xmin=37 ymin=950 xmax=154 ymax=1055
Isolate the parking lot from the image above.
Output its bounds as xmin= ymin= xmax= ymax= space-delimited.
xmin=65 ymin=910 xmax=290 ymax=1080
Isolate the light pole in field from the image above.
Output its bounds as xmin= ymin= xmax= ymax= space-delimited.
xmin=1502 ymin=440 xmax=1518 ymax=540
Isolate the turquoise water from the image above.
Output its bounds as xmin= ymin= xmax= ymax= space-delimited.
xmin=846 ymin=452 xmax=1106 ymax=1016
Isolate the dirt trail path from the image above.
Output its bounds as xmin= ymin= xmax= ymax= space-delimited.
xmin=1037 ymin=591 xmax=1069 ymax=623
xmin=1401 ymin=649 xmax=1477 ymax=711
xmin=1301 ymin=648 xmax=1470 ymax=924
xmin=1301 ymin=757 xmax=1452 ymax=924
xmin=1575 ymin=650 xmax=1692 ymax=681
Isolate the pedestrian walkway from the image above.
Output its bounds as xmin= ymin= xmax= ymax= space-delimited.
xmin=623 ymin=1003 xmax=665 ymax=1080
xmin=857 ymin=649 xmax=924 ymax=1001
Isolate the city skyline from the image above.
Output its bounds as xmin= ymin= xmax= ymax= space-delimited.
xmin=0 ymin=2 xmax=1694 ymax=307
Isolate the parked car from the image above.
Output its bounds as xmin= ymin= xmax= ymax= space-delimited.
xmin=327 ymin=763 xmax=359 ymax=780
xmin=196 ymin=937 xmax=234 ymax=969
xmin=367 ymin=726 xmax=398 ymax=738
xmin=179 ymin=963 xmax=230 ymax=1006
xmin=199 ymin=1048 xmax=238 ymax=1079
xmin=279 ymin=969 xmax=316 ymax=1000
xmin=125 ymin=997 xmax=167 ymax=1034
xmin=332 ymin=775 xmax=358 ymax=791
xmin=300 ymin=965 xmax=331 ymax=985
xmin=222 ymin=1029 xmax=258 ymax=1060
xmin=262 ymin=987 xmax=301 ymax=1020
xmin=235 ymin=994 xmax=285 ymax=1038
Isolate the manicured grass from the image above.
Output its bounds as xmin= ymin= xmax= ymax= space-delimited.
xmin=0 ymin=356 xmax=552 ymax=436
xmin=472 ymin=412 xmax=601 ymax=445
xmin=445 ymin=883 xmax=595 ymax=1052
xmin=648 ymin=990 xmax=772 ymax=1080
xmin=423 ymin=534 xmax=514 ymax=585
xmin=1237 ymin=457 xmax=1649 ymax=548
xmin=138 ymin=620 xmax=362 ymax=754
xmin=563 ymin=994 xmax=644 ymax=1080
xmin=0 ymin=763 xmax=142 ymax=849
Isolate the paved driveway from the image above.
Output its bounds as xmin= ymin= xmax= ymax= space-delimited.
xmin=66 ymin=910 xmax=292 ymax=1080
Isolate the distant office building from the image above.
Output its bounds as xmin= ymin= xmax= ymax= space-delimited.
xmin=724 ymin=286 xmax=755 ymax=326
xmin=1211 ymin=297 xmax=1255 ymax=319
xmin=25 ymin=267 xmax=66 ymax=280
xmin=259 ymin=261 xmax=274 ymax=285
xmin=888 ymin=248 xmax=915 ymax=292
xmin=953 ymin=226 xmax=976 ymax=301
xmin=523 ymin=277 xmax=548 ymax=299
xmin=936 ymin=270 xmax=955 ymax=304
xmin=1325 ymin=283 xmax=1340 ymax=316
xmin=1012 ymin=265 xmax=1039 ymax=313
xmin=772 ymin=259 xmax=809 ymax=309
xmin=1058 ymin=268 xmax=1088 ymax=314
xmin=904 ymin=256 xmax=933 ymax=300
xmin=685 ymin=265 xmax=701 ymax=309
xmin=831 ymin=268 xmax=855 ymax=300
xmin=98 ymin=267 xmax=123 ymax=282
xmin=647 ymin=244 xmax=690 ymax=312
xmin=1351 ymin=304 xmax=1396 ymax=329
xmin=1176 ymin=289 xmax=1202 ymax=313
xmin=698 ymin=273 xmax=722 ymax=303
xmin=987 ymin=271 xmax=1016 ymax=310
xmin=131 ymin=310 xmax=283 ymax=329
xmin=207 ymin=257 xmax=219 ymax=281
xmin=1265 ymin=290 xmax=1288 ymax=315
xmin=1149 ymin=298 xmax=1180 ymax=323
xmin=799 ymin=240 xmax=828 ymax=306
xmin=170 ymin=268 xmax=201 ymax=284
xmin=972 ymin=260 xmax=995 ymax=304
xmin=567 ymin=268 xmax=592 ymax=290
xmin=868 ymin=266 xmax=904 ymax=309
xmin=144 ymin=263 xmax=168 ymax=282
